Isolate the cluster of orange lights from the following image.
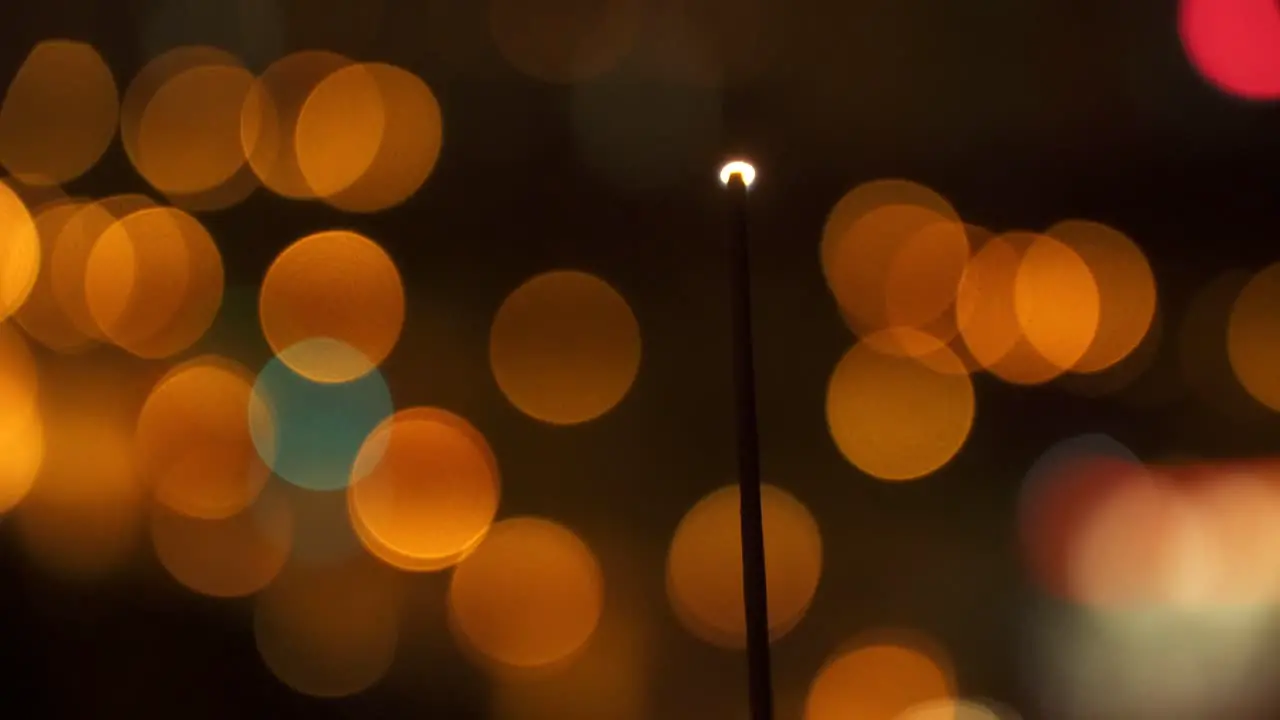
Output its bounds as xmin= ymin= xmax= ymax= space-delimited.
xmin=819 ymin=177 xmax=1280 ymax=486
xmin=0 ymin=38 xmax=639 ymax=701
xmin=821 ymin=179 xmax=1161 ymax=481
xmin=3 ymin=30 xmax=1280 ymax=717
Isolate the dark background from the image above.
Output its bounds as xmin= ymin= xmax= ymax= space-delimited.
xmin=1 ymin=1 xmax=1279 ymax=717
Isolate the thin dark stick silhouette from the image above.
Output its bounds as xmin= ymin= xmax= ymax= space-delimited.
xmin=725 ymin=165 xmax=774 ymax=720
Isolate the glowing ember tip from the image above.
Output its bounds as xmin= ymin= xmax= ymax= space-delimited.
xmin=719 ymin=160 xmax=756 ymax=188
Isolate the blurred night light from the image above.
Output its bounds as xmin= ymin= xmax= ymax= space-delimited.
xmin=348 ymin=407 xmax=500 ymax=572
xmin=490 ymin=270 xmax=640 ymax=425
xmin=249 ymin=339 xmax=393 ymax=492
xmin=1045 ymin=220 xmax=1157 ymax=375
xmin=0 ymin=181 xmax=41 ymax=322
xmin=666 ymin=483 xmax=822 ymax=648
xmin=120 ymin=45 xmax=258 ymax=211
xmin=150 ymin=485 xmax=292 ymax=599
xmin=1180 ymin=270 xmax=1271 ymax=421
xmin=1227 ymin=262 xmax=1280 ymax=411
xmin=819 ymin=179 xmax=975 ymax=362
xmin=266 ymin=481 xmax=363 ymax=568
xmin=805 ymin=630 xmax=955 ymax=720
xmin=827 ymin=203 xmax=965 ymax=347
xmin=1175 ymin=459 xmax=1280 ymax=606
xmin=11 ymin=200 xmax=78 ymax=351
xmin=448 ymin=516 xmax=604 ymax=669
xmin=957 ymin=232 xmax=1100 ymax=386
xmin=50 ymin=195 xmax=156 ymax=345
xmin=135 ymin=63 xmax=255 ymax=197
xmin=1028 ymin=603 xmax=1280 ymax=719
xmin=17 ymin=197 xmax=143 ymax=354
xmin=259 ymin=230 xmax=405 ymax=384
xmin=1180 ymin=0 xmax=1280 ymax=101
xmin=84 ymin=206 xmax=225 ymax=359
xmin=13 ymin=358 xmax=148 ymax=582
xmin=895 ymin=698 xmax=1016 ymax=720
xmin=136 ymin=355 xmax=273 ymax=520
xmin=294 ymin=62 xmax=443 ymax=212
xmin=255 ymin=556 xmax=402 ymax=698
xmin=1021 ymin=440 xmax=1280 ymax=610
xmin=489 ymin=601 xmax=650 ymax=720
xmin=1017 ymin=433 xmax=1144 ymax=602
xmin=0 ymin=40 xmax=118 ymax=186
xmin=718 ymin=159 xmax=755 ymax=187
xmin=242 ymin=50 xmax=354 ymax=200
xmin=826 ymin=329 xmax=975 ymax=481
xmin=0 ymin=322 xmax=41 ymax=515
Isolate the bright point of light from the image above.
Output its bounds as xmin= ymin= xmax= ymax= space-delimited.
xmin=719 ymin=160 xmax=756 ymax=188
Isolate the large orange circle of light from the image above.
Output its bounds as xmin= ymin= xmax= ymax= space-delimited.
xmin=883 ymin=218 xmax=972 ymax=347
xmin=13 ymin=410 xmax=143 ymax=581
xmin=957 ymin=232 xmax=1098 ymax=385
xmin=822 ymin=180 xmax=960 ymax=255
xmin=136 ymin=64 xmax=257 ymax=197
xmin=490 ymin=270 xmax=641 ymax=425
xmin=291 ymin=64 xmax=383 ymax=203
xmin=826 ymin=331 xmax=975 ymax=481
xmin=1013 ymin=234 xmax=1101 ymax=372
xmin=0 ymin=40 xmax=118 ymax=186
xmin=1227 ymin=263 xmax=1280 ymax=412
xmin=821 ymin=180 xmax=966 ymax=354
xmin=136 ymin=356 xmax=274 ymax=520
xmin=0 ymin=321 xmax=39 ymax=438
xmin=448 ymin=517 xmax=604 ymax=669
xmin=255 ymin=557 xmax=402 ymax=698
xmin=150 ymin=489 xmax=291 ymax=598
xmin=259 ymin=230 xmax=405 ymax=383
xmin=666 ymin=483 xmax=823 ymax=648
xmin=0 ymin=410 xmax=42 ymax=516
xmin=824 ymin=202 xmax=970 ymax=353
xmin=1046 ymin=220 xmax=1156 ymax=374
xmin=0 ymin=181 xmax=41 ymax=321
xmin=242 ymin=50 xmax=354 ymax=200
xmin=805 ymin=632 xmax=954 ymax=720
xmin=0 ymin=322 xmax=42 ymax=514
xmin=84 ymin=206 xmax=225 ymax=358
xmin=50 ymin=194 xmax=156 ymax=344
xmin=120 ymin=46 xmax=257 ymax=211
xmin=348 ymin=407 xmax=500 ymax=571
xmin=14 ymin=200 xmax=91 ymax=352
xmin=295 ymin=62 xmax=443 ymax=212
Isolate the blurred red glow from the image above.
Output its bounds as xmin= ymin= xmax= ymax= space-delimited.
xmin=1023 ymin=444 xmax=1280 ymax=609
xmin=1068 ymin=464 xmax=1201 ymax=608
xmin=1019 ymin=439 xmax=1146 ymax=602
xmin=1171 ymin=459 xmax=1280 ymax=606
xmin=1180 ymin=0 xmax=1280 ymax=100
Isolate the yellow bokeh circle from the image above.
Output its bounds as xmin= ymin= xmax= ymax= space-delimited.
xmin=449 ymin=517 xmax=604 ymax=669
xmin=490 ymin=270 xmax=641 ymax=425
xmin=259 ymin=230 xmax=405 ymax=383
xmin=1228 ymin=263 xmax=1280 ymax=411
xmin=826 ymin=331 xmax=975 ymax=481
xmin=666 ymin=483 xmax=823 ymax=648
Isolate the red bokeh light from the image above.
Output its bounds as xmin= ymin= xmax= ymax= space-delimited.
xmin=1179 ymin=0 xmax=1280 ymax=100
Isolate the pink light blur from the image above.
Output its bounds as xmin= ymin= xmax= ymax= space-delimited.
xmin=1179 ymin=0 xmax=1280 ymax=100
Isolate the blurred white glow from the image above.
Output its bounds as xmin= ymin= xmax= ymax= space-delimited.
xmin=718 ymin=160 xmax=756 ymax=187
xmin=1027 ymin=602 xmax=1280 ymax=719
